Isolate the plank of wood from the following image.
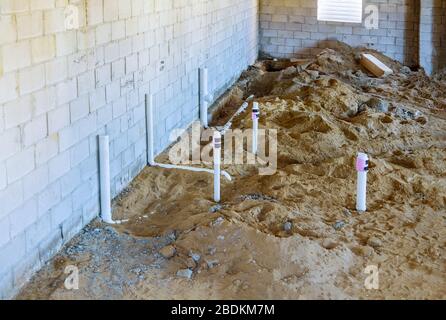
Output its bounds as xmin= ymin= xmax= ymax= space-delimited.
xmin=360 ymin=53 xmax=393 ymax=77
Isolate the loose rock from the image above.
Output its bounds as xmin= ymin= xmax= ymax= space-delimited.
xmin=159 ymin=245 xmax=176 ymax=259
xmin=367 ymin=237 xmax=383 ymax=248
xmin=333 ymin=221 xmax=346 ymax=230
xmin=322 ymin=239 xmax=339 ymax=250
xmin=366 ymin=97 xmax=389 ymax=113
xmin=177 ymin=269 xmax=193 ymax=279
xmin=190 ymin=252 xmax=201 ymax=262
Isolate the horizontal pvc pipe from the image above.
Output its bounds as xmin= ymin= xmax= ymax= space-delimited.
xmin=217 ymin=95 xmax=255 ymax=135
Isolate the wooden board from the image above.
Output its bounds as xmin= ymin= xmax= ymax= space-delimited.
xmin=360 ymin=53 xmax=393 ymax=77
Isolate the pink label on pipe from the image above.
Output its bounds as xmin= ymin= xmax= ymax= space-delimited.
xmin=356 ymin=159 xmax=368 ymax=172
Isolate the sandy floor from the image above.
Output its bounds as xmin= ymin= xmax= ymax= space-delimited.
xmin=18 ymin=43 xmax=446 ymax=300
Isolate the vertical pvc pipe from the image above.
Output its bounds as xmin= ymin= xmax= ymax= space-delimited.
xmin=252 ymin=102 xmax=260 ymax=155
xmin=356 ymin=153 xmax=369 ymax=212
xmin=145 ymin=94 xmax=155 ymax=166
xmin=213 ymin=131 xmax=222 ymax=202
xmin=99 ymin=135 xmax=113 ymax=224
xmin=200 ymin=68 xmax=209 ymax=128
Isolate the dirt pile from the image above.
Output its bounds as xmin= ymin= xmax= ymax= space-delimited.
xmin=17 ymin=44 xmax=446 ymax=300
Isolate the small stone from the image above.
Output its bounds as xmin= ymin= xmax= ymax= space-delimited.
xmin=366 ymin=97 xmax=389 ymax=113
xmin=176 ymin=269 xmax=193 ymax=279
xmin=159 ymin=245 xmax=176 ymax=259
xmin=333 ymin=220 xmax=346 ymax=231
xmin=283 ymin=222 xmax=293 ymax=232
xmin=165 ymin=230 xmax=177 ymax=241
xmin=208 ymin=247 xmax=217 ymax=255
xmin=322 ymin=239 xmax=339 ymax=250
xmin=207 ymin=260 xmax=219 ymax=269
xmin=367 ymin=237 xmax=383 ymax=248
xmin=306 ymin=70 xmax=319 ymax=79
xmin=217 ymin=235 xmax=225 ymax=240
xmin=209 ymin=204 xmax=223 ymax=213
xmin=190 ymin=252 xmax=201 ymax=262
xmin=401 ymin=66 xmax=411 ymax=74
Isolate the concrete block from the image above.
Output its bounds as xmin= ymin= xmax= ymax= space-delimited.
xmin=12 ymin=247 xmax=41 ymax=290
xmin=50 ymin=196 xmax=72 ymax=227
xmin=56 ymin=79 xmax=78 ymax=106
xmin=45 ymin=57 xmax=68 ymax=85
xmin=1 ymin=41 xmax=31 ymax=73
xmin=48 ymin=105 xmax=70 ymax=134
xmin=48 ymin=150 xmax=71 ymax=183
xmin=0 ymin=233 xmax=26 ymax=277
xmin=25 ymin=211 xmax=51 ymax=251
xmin=6 ymin=147 xmax=35 ymax=184
xmin=0 ymin=215 xmax=10 ymax=248
xmin=61 ymin=211 xmax=83 ymax=242
xmin=87 ymin=0 xmax=104 ymax=26
xmin=0 ymin=15 xmax=17 ymax=46
xmin=70 ymin=138 xmax=90 ymax=168
xmin=3 ymin=95 xmax=33 ymax=129
xmin=0 ymin=180 xmax=23 ymax=219
xmin=33 ymin=86 xmax=57 ymax=116
xmin=0 ymin=128 xmax=21 ymax=162
xmin=70 ymin=95 xmax=90 ymax=123
xmin=0 ymin=73 xmax=18 ymax=104
xmin=44 ymin=8 xmax=66 ymax=34
xmin=89 ymin=86 xmax=107 ymax=112
xmin=37 ymin=228 xmax=63 ymax=266
xmin=23 ymin=114 xmax=48 ymax=146
xmin=59 ymin=167 xmax=81 ymax=198
xmin=23 ymin=164 xmax=49 ymax=200
xmin=0 ymin=270 xmax=14 ymax=299
xmin=17 ymin=11 xmax=43 ymax=40
xmin=9 ymin=198 xmax=38 ymax=239
xmin=104 ymin=0 xmax=119 ymax=22
xmin=95 ymin=64 xmax=111 ymax=87
xmin=37 ymin=180 xmax=60 ymax=215
xmin=55 ymin=31 xmax=77 ymax=57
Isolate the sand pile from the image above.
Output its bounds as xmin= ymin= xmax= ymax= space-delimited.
xmin=18 ymin=44 xmax=446 ymax=300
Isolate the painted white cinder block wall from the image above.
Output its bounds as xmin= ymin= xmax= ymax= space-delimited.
xmin=259 ymin=0 xmax=421 ymax=67
xmin=0 ymin=0 xmax=258 ymax=299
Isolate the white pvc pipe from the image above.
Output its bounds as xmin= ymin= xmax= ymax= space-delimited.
xmin=99 ymin=135 xmax=112 ymax=224
xmin=216 ymin=95 xmax=255 ymax=135
xmin=145 ymin=93 xmax=232 ymax=182
xmin=200 ymin=68 xmax=209 ymax=128
xmin=213 ymin=131 xmax=222 ymax=202
xmin=145 ymin=94 xmax=155 ymax=166
xmin=252 ymin=102 xmax=260 ymax=155
xmin=98 ymin=135 xmax=128 ymax=225
xmin=356 ymin=152 xmax=369 ymax=212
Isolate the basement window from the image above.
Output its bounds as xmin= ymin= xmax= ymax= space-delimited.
xmin=317 ymin=0 xmax=363 ymax=24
